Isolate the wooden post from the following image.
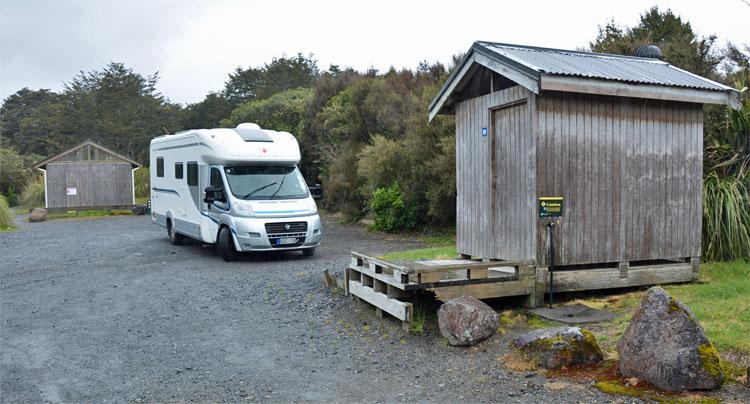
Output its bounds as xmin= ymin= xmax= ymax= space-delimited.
xmin=690 ymin=257 xmax=700 ymax=280
xmin=526 ymin=266 xmax=546 ymax=308
xmin=344 ymin=267 xmax=350 ymax=296
xmin=619 ymin=261 xmax=629 ymax=279
xmin=402 ymin=304 xmax=414 ymax=333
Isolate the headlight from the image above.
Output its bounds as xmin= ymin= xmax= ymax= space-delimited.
xmin=233 ymin=199 xmax=254 ymax=217
xmin=307 ymin=197 xmax=318 ymax=214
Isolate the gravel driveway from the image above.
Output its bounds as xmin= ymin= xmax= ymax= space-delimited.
xmin=2 ymin=214 xmax=629 ymax=402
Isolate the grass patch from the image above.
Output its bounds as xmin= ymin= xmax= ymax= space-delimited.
xmin=47 ymin=209 xmax=133 ymax=220
xmin=381 ymin=230 xmax=456 ymax=261
xmin=409 ymin=306 xmax=428 ymax=335
xmin=383 ymin=246 xmax=457 ymax=261
xmin=579 ymin=262 xmax=749 ymax=355
xmin=135 ymin=196 xmax=150 ymax=205
xmin=663 ymin=261 xmax=750 ymax=352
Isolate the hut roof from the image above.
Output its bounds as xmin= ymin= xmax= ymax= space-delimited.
xmin=429 ymin=41 xmax=740 ymax=120
xmin=33 ymin=140 xmax=141 ymax=169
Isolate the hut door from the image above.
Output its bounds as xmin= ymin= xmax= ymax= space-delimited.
xmin=489 ymin=100 xmax=533 ymax=260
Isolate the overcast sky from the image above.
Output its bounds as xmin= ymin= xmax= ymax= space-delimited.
xmin=1 ymin=0 xmax=748 ymax=105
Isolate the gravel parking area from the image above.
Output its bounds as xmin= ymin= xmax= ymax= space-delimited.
xmin=2 ymin=214 xmax=630 ymax=402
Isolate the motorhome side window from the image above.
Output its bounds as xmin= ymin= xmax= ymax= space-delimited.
xmin=209 ymin=167 xmax=228 ymax=206
xmin=175 ymin=162 xmax=183 ymax=179
xmin=210 ymin=167 xmax=224 ymax=189
xmin=187 ymin=162 xmax=198 ymax=186
xmin=156 ymin=157 xmax=164 ymax=177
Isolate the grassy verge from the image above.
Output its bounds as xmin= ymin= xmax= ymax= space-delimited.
xmin=46 ymin=209 xmax=133 ymax=220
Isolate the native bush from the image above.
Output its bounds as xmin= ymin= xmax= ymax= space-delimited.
xmin=370 ymin=182 xmax=418 ymax=232
xmin=356 ymin=135 xmax=411 ymax=196
xmin=0 ymin=147 xmax=28 ymax=203
xmin=0 ymin=195 xmax=12 ymax=229
xmin=321 ymin=141 xmax=366 ymax=220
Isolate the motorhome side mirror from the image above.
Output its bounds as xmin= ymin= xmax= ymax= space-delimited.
xmin=309 ymin=184 xmax=323 ymax=201
xmin=203 ymin=187 xmax=225 ymax=204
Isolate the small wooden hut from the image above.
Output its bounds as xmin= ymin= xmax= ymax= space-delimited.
xmin=428 ymin=41 xmax=739 ymax=297
xmin=33 ymin=141 xmax=141 ymax=210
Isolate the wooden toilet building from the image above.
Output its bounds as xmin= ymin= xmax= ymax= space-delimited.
xmin=344 ymin=42 xmax=739 ymax=326
xmin=34 ymin=141 xmax=141 ymax=210
xmin=429 ymin=41 xmax=739 ymax=290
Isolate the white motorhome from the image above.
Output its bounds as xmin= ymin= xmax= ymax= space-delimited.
xmin=149 ymin=123 xmax=322 ymax=260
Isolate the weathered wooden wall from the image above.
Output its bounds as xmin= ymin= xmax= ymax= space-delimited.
xmin=46 ymin=162 xmax=134 ymax=209
xmin=535 ymin=92 xmax=703 ymax=265
xmin=456 ymin=85 xmax=536 ymax=260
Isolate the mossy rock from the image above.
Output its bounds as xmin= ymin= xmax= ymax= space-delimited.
xmin=617 ymin=287 xmax=723 ymax=391
xmin=510 ymin=326 xmax=603 ymax=369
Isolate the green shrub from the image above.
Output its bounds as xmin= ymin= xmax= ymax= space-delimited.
xmin=20 ymin=175 xmax=45 ymax=207
xmin=134 ymin=166 xmax=150 ymax=199
xmin=0 ymin=147 xmax=29 ymax=201
xmin=0 ymin=195 xmax=13 ymax=229
xmin=5 ymin=186 xmax=19 ymax=207
xmin=370 ymin=182 xmax=418 ymax=232
xmin=356 ymin=135 xmax=410 ymax=196
xmin=703 ymin=171 xmax=750 ymax=262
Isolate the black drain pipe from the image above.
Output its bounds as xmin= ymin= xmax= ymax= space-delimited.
xmin=547 ymin=222 xmax=556 ymax=308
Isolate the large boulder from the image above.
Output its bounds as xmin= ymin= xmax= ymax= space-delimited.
xmin=511 ymin=326 xmax=603 ymax=369
xmin=29 ymin=208 xmax=47 ymax=222
xmin=617 ymin=287 xmax=723 ymax=391
xmin=438 ymin=295 xmax=499 ymax=346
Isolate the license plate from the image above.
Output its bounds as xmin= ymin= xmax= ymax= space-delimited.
xmin=276 ymin=237 xmax=298 ymax=245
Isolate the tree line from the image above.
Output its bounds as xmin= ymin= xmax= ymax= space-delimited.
xmin=1 ymin=7 xmax=747 ymax=259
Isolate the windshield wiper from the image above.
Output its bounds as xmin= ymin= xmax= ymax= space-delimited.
xmin=241 ymin=182 xmax=277 ymax=199
xmin=269 ymin=174 xmax=288 ymax=199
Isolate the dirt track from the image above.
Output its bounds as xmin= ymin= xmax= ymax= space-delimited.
xmin=0 ymin=214 xmax=700 ymax=402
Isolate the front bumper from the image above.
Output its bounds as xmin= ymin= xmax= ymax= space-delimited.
xmin=231 ymin=214 xmax=322 ymax=252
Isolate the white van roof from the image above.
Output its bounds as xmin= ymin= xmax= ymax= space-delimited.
xmin=151 ymin=123 xmax=301 ymax=166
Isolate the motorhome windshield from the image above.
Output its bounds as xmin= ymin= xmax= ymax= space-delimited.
xmin=224 ymin=166 xmax=309 ymax=200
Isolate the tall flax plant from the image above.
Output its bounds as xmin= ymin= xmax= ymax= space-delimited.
xmin=702 ymin=82 xmax=750 ymax=261
xmin=703 ymin=172 xmax=750 ymax=261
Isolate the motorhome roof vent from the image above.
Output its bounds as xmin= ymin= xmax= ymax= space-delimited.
xmin=236 ymin=123 xmax=261 ymax=130
xmin=234 ymin=123 xmax=273 ymax=142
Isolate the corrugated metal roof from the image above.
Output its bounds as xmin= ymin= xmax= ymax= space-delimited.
xmin=477 ymin=41 xmax=728 ymax=91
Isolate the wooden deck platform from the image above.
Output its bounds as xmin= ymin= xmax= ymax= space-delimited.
xmin=345 ymin=252 xmax=696 ymax=332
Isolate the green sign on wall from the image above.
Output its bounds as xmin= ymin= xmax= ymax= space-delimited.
xmin=539 ymin=197 xmax=564 ymax=217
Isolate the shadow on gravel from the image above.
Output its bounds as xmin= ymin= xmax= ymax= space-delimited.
xmin=171 ymin=237 xmax=314 ymax=263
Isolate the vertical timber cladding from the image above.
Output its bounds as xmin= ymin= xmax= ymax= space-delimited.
xmin=456 ymin=85 xmax=536 ymax=260
xmin=535 ymin=92 xmax=703 ymax=266
xmin=46 ymin=162 xmax=134 ymax=209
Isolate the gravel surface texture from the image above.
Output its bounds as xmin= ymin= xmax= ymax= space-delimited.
xmin=3 ymin=214 xmax=742 ymax=402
